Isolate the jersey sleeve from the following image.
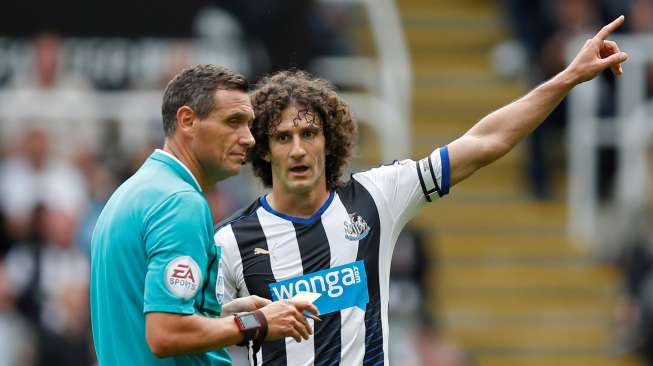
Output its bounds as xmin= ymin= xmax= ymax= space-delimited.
xmin=353 ymin=146 xmax=450 ymax=228
xmin=143 ymin=191 xmax=211 ymax=314
xmin=215 ymin=224 xmax=244 ymax=303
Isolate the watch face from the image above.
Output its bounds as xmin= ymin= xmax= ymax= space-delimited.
xmin=239 ymin=314 xmax=260 ymax=329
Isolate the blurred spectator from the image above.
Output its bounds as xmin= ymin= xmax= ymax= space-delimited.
xmin=212 ymin=168 xmax=261 ymax=224
xmin=630 ymin=0 xmax=653 ymax=33
xmin=20 ymin=33 xmax=73 ymax=89
xmin=628 ymin=0 xmax=653 ymax=100
xmin=0 ymin=128 xmax=89 ymax=241
xmin=0 ymin=33 xmax=97 ymax=154
xmin=0 ymin=257 xmax=36 ymax=366
xmin=530 ymin=0 xmax=600 ymax=200
xmin=388 ymin=224 xmax=472 ymax=366
xmin=213 ymin=0 xmax=352 ymax=79
xmin=601 ymin=0 xmax=631 ymax=24
xmin=501 ymin=0 xmax=553 ymax=70
xmin=613 ymin=204 xmax=653 ymax=365
xmin=5 ymin=204 xmax=92 ymax=365
xmin=388 ymin=224 xmax=429 ymax=366
xmin=614 ymin=208 xmax=653 ymax=362
xmin=96 ymin=120 xmax=131 ymax=181
xmin=158 ymin=42 xmax=193 ymax=89
xmin=206 ymin=185 xmax=240 ymax=226
xmin=501 ymin=0 xmax=612 ymax=199
xmin=73 ymin=149 xmax=117 ymax=255
xmin=0 ymin=209 xmax=13 ymax=259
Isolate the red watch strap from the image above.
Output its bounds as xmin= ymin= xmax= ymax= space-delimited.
xmin=252 ymin=310 xmax=268 ymax=352
xmin=235 ymin=313 xmax=259 ymax=347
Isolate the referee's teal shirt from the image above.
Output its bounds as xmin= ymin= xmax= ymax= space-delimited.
xmin=90 ymin=149 xmax=230 ymax=365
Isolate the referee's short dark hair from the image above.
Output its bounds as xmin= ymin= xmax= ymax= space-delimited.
xmin=161 ymin=64 xmax=248 ymax=136
xmin=249 ymin=70 xmax=358 ymax=191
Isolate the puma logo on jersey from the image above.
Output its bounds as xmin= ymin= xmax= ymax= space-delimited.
xmin=254 ymin=248 xmax=270 ymax=255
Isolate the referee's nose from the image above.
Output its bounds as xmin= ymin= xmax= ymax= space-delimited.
xmin=239 ymin=125 xmax=255 ymax=148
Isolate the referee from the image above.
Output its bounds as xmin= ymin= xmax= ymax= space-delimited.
xmin=90 ymin=65 xmax=317 ymax=366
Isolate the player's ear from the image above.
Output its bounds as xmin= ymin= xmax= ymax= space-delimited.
xmin=262 ymin=152 xmax=271 ymax=162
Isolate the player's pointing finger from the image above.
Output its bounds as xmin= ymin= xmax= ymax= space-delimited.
xmin=595 ymin=15 xmax=625 ymax=41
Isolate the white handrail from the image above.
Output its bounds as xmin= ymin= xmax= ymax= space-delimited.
xmin=617 ymin=102 xmax=653 ymax=211
xmin=315 ymin=0 xmax=412 ymax=163
xmin=567 ymin=34 xmax=653 ymax=243
xmin=364 ymin=0 xmax=413 ymax=161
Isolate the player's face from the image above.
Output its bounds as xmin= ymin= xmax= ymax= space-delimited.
xmin=267 ymin=105 xmax=327 ymax=194
xmin=192 ymin=89 xmax=255 ymax=181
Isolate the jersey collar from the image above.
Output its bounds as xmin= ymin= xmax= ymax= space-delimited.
xmin=259 ymin=192 xmax=335 ymax=225
xmin=150 ymin=149 xmax=203 ymax=192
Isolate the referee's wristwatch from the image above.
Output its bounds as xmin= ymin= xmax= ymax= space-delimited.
xmin=234 ymin=310 xmax=268 ymax=350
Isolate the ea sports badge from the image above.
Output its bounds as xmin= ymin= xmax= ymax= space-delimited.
xmin=165 ymin=256 xmax=202 ymax=299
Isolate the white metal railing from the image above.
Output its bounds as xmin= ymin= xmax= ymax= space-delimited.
xmin=313 ymin=0 xmax=412 ymax=163
xmin=617 ymin=101 xmax=653 ymax=210
xmin=567 ymin=34 xmax=653 ymax=243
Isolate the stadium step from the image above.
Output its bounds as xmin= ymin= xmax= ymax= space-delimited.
xmin=437 ymin=262 xmax=614 ymax=290
xmin=417 ymin=199 xmax=566 ymax=229
xmin=391 ymin=0 xmax=640 ymax=365
xmin=435 ymin=233 xmax=589 ymax=260
xmin=413 ymin=84 xmax=523 ymax=111
xmin=438 ymin=287 xmax=615 ymax=318
xmin=481 ymin=356 xmax=643 ymax=366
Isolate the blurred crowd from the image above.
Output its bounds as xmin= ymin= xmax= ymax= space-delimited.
xmin=501 ymin=0 xmax=653 ymax=201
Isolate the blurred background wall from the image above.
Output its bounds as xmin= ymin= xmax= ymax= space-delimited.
xmin=1 ymin=0 xmax=653 ymax=365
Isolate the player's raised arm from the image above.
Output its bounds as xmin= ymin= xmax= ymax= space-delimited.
xmin=446 ymin=15 xmax=628 ymax=187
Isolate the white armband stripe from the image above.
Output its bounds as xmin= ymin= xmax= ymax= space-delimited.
xmin=417 ymin=147 xmax=448 ymax=202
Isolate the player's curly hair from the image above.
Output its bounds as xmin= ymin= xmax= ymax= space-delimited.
xmin=249 ymin=70 xmax=357 ymax=191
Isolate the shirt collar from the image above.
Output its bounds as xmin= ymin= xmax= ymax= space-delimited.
xmin=258 ymin=192 xmax=335 ymax=225
xmin=150 ymin=149 xmax=203 ymax=192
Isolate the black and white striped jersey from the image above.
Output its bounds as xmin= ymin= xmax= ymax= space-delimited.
xmin=215 ymin=147 xmax=450 ymax=366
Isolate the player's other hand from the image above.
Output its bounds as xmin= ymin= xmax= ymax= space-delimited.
xmin=259 ymin=300 xmax=319 ymax=343
xmin=565 ymin=15 xmax=629 ymax=84
xmin=223 ymin=295 xmax=272 ymax=315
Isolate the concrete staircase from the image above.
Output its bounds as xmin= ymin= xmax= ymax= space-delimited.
xmin=394 ymin=1 xmax=643 ymax=365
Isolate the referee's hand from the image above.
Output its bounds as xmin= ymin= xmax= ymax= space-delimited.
xmin=259 ymin=300 xmax=319 ymax=343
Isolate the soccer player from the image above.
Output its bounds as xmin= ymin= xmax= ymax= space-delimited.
xmin=215 ymin=16 xmax=628 ymax=365
xmin=90 ymin=64 xmax=318 ymax=366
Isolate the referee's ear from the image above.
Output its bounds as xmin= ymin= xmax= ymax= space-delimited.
xmin=176 ymin=106 xmax=197 ymax=136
